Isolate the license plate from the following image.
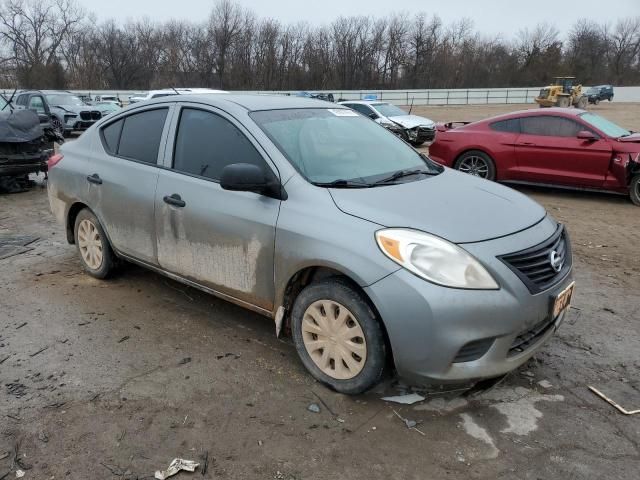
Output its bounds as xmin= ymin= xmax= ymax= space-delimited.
xmin=552 ymin=282 xmax=575 ymax=318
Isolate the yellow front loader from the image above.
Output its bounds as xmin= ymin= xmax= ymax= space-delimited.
xmin=534 ymin=77 xmax=588 ymax=109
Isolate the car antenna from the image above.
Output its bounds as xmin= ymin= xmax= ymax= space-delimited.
xmin=171 ymin=87 xmax=180 ymax=95
xmin=409 ymin=96 xmax=415 ymax=115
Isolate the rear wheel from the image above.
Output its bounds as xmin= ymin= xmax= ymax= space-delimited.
xmin=630 ymin=175 xmax=640 ymax=206
xmin=557 ymin=96 xmax=570 ymax=108
xmin=291 ymin=278 xmax=386 ymax=394
xmin=455 ymin=150 xmax=496 ymax=181
xmin=74 ymin=209 xmax=116 ymax=279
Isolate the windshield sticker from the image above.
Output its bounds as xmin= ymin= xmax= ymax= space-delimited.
xmin=328 ymin=109 xmax=359 ymax=117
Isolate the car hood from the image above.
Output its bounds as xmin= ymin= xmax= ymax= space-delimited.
xmin=329 ymin=169 xmax=547 ymax=243
xmin=387 ymin=114 xmax=435 ymax=129
xmin=51 ymin=105 xmax=95 ymax=114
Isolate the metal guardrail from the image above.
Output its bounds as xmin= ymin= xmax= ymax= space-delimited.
xmin=3 ymin=87 xmax=639 ymax=106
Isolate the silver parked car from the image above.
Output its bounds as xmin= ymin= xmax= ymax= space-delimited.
xmin=47 ymin=95 xmax=574 ymax=394
xmin=339 ymin=100 xmax=437 ymax=146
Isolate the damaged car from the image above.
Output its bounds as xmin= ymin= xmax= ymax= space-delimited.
xmin=339 ymin=100 xmax=436 ymax=146
xmin=48 ymin=95 xmax=574 ymax=394
xmin=1 ymin=102 xmax=62 ymax=193
xmin=429 ymin=108 xmax=640 ymax=206
xmin=15 ymin=90 xmax=102 ymax=136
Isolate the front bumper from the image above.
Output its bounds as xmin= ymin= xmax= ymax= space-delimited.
xmin=365 ymin=216 xmax=574 ymax=385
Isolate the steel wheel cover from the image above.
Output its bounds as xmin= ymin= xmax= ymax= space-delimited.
xmin=77 ymin=219 xmax=103 ymax=270
xmin=301 ymin=300 xmax=367 ymax=380
xmin=459 ymin=156 xmax=489 ymax=178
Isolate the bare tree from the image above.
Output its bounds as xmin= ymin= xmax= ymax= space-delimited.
xmin=0 ymin=0 xmax=84 ymax=87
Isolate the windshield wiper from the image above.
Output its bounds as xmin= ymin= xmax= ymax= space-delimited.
xmin=313 ymin=179 xmax=373 ymax=188
xmin=373 ymin=168 xmax=435 ymax=185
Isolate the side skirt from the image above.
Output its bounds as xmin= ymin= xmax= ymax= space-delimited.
xmin=117 ymin=252 xmax=274 ymax=319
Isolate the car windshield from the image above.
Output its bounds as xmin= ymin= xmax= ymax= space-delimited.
xmin=579 ymin=112 xmax=630 ymax=138
xmin=250 ymin=108 xmax=441 ymax=186
xmin=586 ymin=87 xmax=598 ymax=94
xmin=372 ymin=103 xmax=407 ymax=117
xmin=46 ymin=94 xmax=85 ymax=106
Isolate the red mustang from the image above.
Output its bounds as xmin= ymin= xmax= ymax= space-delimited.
xmin=428 ymin=108 xmax=640 ymax=206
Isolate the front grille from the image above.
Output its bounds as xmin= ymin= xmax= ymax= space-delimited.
xmin=453 ymin=337 xmax=495 ymax=363
xmin=499 ymin=225 xmax=571 ymax=294
xmin=91 ymin=111 xmax=101 ymax=120
xmin=508 ymin=315 xmax=555 ymax=357
xmin=417 ymin=126 xmax=436 ymax=141
xmin=80 ymin=111 xmax=91 ymax=120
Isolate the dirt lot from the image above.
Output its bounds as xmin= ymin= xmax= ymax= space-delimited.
xmin=1 ymin=103 xmax=639 ymax=479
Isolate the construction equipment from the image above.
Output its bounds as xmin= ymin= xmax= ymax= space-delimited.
xmin=534 ymin=77 xmax=588 ymax=109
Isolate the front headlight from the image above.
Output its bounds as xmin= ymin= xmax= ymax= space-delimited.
xmin=380 ymin=121 xmax=403 ymax=131
xmin=375 ymin=228 xmax=499 ymax=289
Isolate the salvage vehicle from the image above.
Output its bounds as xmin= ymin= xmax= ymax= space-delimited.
xmin=339 ymin=100 xmax=436 ymax=146
xmin=128 ymin=88 xmax=226 ymax=104
xmin=94 ymin=102 xmax=122 ymax=117
xmin=1 ymin=105 xmax=61 ymax=193
xmin=15 ymin=90 xmax=102 ymax=136
xmin=295 ymin=91 xmax=335 ymax=102
xmin=48 ymin=95 xmax=574 ymax=394
xmin=586 ymin=85 xmax=614 ymax=104
xmin=429 ymin=108 xmax=640 ymax=206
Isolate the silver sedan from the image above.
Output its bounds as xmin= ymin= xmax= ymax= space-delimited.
xmin=47 ymin=94 xmax=574 ymax=394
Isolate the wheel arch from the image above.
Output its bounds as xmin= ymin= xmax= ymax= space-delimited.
xmin=277 ymin=265 xmax=395 ymax=369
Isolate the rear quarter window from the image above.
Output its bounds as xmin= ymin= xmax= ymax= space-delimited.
xmin=489 ymin=118 xmax=520 ymax=133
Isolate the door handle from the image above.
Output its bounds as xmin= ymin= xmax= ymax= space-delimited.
xmin=518 ymin=142 xmax=536 ymax=146
xmin=87 ymin=173 xmax=102 ymax=185
xmin=163 ymin=194 xmax=186 ymax=208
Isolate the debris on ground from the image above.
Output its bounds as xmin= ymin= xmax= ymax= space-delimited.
xmin=392 ymin=409 xmax=425 ymax=436
xmin=0 ymin=235 xmax=39 ymax=260
xmin=589 ymin=386 xmax=640 ymax=415
xmin=216 ymin=353 xmax=241 ymax=360
xmin=15 ymin=470 xmax=24 ymax=478
xmin=538 ymin=380 xmax=553 ymax=389
xmin=118 ymin=336 xmax=130 ymax=343
xmin=307 ymin=403 xmax=321 ymax=414
xmin=200 ymin=451 xmax=208 ymax=476
xmin=179 ymin=357 xmax=192 ymax=365
xmin=381 ymin=393 xmax=425 ymax=405
xmin=154 ymin=459 xmax=199 ymax=480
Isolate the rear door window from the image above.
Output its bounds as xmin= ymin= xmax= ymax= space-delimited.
xmin=172 ymin=107 xmax=267 ymax=181
xmin=520 ymin=116 xmax=583 ymax=137
xmin=105 ymin=108 xmax=168 ymax=164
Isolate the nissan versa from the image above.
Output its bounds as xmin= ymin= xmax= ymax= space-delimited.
xmin=47 ymin=95 xmax=574 ymax=394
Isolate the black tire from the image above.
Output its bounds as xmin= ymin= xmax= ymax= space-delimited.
xmin=410 ymin=140 xmax=425 ymax=147
xmin=577 ymin=96 xmax=588 ymax=109
xmin=630 ymin=175 xmax=640 ymax=206
xmin=291 ymin=278 xmax=386 ymax=394
xmin=454 ymin=150 xmax=497 ymax=181
xmin=594 ymin=98 xmax=600 ymax=105
xmin=74 ymin=208 xmax=116 ymax=279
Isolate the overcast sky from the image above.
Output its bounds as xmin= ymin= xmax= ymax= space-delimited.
xmin=80 ymin=0 xmax=639 ymax=39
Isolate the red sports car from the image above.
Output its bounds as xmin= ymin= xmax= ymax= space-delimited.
xmin=428 ymin=108 xmax=640 ymax=205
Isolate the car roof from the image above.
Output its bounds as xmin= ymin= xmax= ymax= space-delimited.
xmin=144 ymin=93 xmax=345 ymax=111
xmin=477 ymin=107 xmax=586 ymax=124
xmin=339 ymin=100 xmax=388 ymax=105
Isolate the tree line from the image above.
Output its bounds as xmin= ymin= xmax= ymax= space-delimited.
xmin=1 ymin=0 xmax=639 ymax=91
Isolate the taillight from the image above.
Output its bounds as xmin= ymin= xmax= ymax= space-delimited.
xmin=47 ymin=153 xmax=64 ymax=169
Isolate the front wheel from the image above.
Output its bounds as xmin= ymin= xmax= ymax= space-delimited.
xmin=455 ymin=150 xmax=496 ymax=180
xmin=51 ymin=117 xmax=64 ymax=137
xmin=291 ymin=279 xmax=386 ymax=394
xmin=630 ymin=175 xmax=640 ymax=206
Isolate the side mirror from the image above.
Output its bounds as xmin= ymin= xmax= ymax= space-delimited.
xmin=220 ymin=163 xmax=286 ymax=200
xmin=577 ymin=130 xmax=598 ymax=141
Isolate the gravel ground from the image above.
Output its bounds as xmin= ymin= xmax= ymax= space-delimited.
xmin=0 ymin=103 xmax=639 ymax=479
